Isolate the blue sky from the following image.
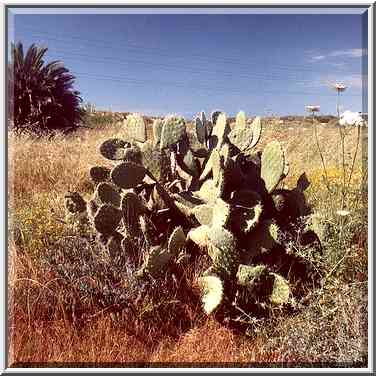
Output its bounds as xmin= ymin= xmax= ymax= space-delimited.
xmin=8 ymin=8 xmax=368 ymax=118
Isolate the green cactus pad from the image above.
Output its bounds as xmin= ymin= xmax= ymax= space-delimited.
xmin=181 ymin=149 xmax=199 ymax=177
xmin=208 ymin=244 xmax=238 ymax=277
xmin=261 ymin=141 xmax=285 ymax=193
xmin=124 ymin=113 xmax=147 ymax=142
xmin=193 ymin=204 xmax=213 ymax=226
xmin=141 ymin=141 xmax=171 ymax=183
xmin=230 ymin=189 xmax=262 ymax=207
xmin=187 ymin=225 xmax=210 ymax=248
xmin=123 ymin=146 xmax=143 ymax=164
xmin=160 ymin=115 xmax=186 ymax=150
xmin=236 ymin=264 xmax=268 ymax=286
xmin=211 ymin=110 xmax=222 ymax=127
xmin=111 ymin=162 xmax=146 ymax=189
xmin=121 ymin=191 xmax=145 ymax=238
xmin=296 ymin=172 xmax=310 ymax=192
xmin=231 ymin=202 xmax=263 ymax=234
xmin=241 ymin=221 xmax=280 ymax=264
xmin=228 ymin=126 xmax=254 ymax=152
xmin=198 ymin=275 xmax=224 ymax=315
xmin=139 ymin=245 xmax=176 ymax=277
xmin=270 ymin=273 xmax=290 ymax=305
xmin=212 ymin=113 xmax=230 ymax=147
xmin=196 ymin=179 xmax=217 ymax=203
xmin=94 ymin=204 xmax=122 ymax=234
xmin=219 ymin=143 xmax=231 ymax=168
xmin=249 ymin=117 xmax=262 ymax=148
xmin=208 ymin=226 xmax=236 ymax=253
xmin=89 ymin=166 xmax=111 ymax=184
xmin=64 ymin=192 xmax=86 ymax=214
xmin=272 ymin=188 xmax=309 ymax=223
xmin=87 ymin=199 xmax=99 ymax=220
xmin=152 ymin=118 xmax=164 ymax=147
xmin=235 ymin=111 xmax=247 ymax=129
xmin=212 ymin=198 xmax=231 ymax=228
xmin=168 ymin=226 xmax=186 ymax=256
xmin=195 ymin=116 xmax=206 ymax=144
xmin=173 ymin=191 xmax=204 ymax=208
xmin=95 ymin=182 xmax=121 ymax=207
xmin=199 ymin=152 xmax=215 ymax=182
xmin=229 ymin=190 xmax=263 ymax=233
xmin=99 ymin=138 xmax=128 ymax=160
xmin=211 ymin=149 xmax=222 ymax=187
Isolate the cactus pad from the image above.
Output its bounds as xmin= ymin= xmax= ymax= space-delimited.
xmin=123 ymin=146 xmax=143 ymax=164
xmin=196 ymin=179 xmax=217 ymax=203
xmin=160 ymin=115 xmax=186 ymax=150
xmin=270 ymin=273 xmax=290 ymax=305
xmin=235 ymin=111 xmax=247 ymax=129
xmin=193 ymin=204 xmax=213 ymax=226
xmin=207 ymin=226 xmax=238 ymax=276
xmin=212 ymin=198 xmax=231 ymax=228
xmin=168 ymin=226 xmax=186 ymax=256
xmin=95 ymin=182 xmax=121 ymax=207
xmin=99 ymin=138 xmax=128 ymax=160
xmin=94 ymin=204 xmax=122 ymax=234
xmin=212 ymin=113 xmax=230 ymax=147
xmin=187 ymin=225 xmax=210 ymax=248
xmin=236 ymin=264 xmax=268 ymax=286
xmin=121 ymin=192 xmax=145 ymax=238
xmin=111 ymin=162 xmax=146 ymax=189
xmin=261 ymin=141 xmax=285 ymax=193
xmin=152 ymin=118 xmax=164 ymax=147
xmin=195 ymin=116 xmax=206 ymax=144
xmin=249 ymin=117 xmax=262 ymax=148
xmin=241 ymin=221 xmax=280 ymax=264
xmin=141 ymin=142 xmax=171 ymax=182
xmin=211 ymin=110 xmax=222 ymax=127
xmin=228 ymin=126 xmax=254 ymax=152
xmin=90 ymin=166 xmax=111 ymax=184
xmin=124 ymin=113 xmax=146 ymax=142
xmin=296 ymin=172 xmax=310 ymax=192
xmin=181 ymin=149 xmax=199 ymax=177
xmin=64 ymin=192 xmax=86 ymax=214
xmin=198 ymin=275 xmax=224 ymax=314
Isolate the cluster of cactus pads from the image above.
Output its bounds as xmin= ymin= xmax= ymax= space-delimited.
xmin=63 ymin=110 xmax=320 ymax=324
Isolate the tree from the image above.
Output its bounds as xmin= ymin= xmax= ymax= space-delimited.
xmin=8 ymin=42 xmax=84 ymax=134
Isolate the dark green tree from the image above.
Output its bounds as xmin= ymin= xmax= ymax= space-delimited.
xmin=8 ymin=42 xmax=83 ymax=134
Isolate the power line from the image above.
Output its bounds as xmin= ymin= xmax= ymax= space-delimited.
xmin=72 ymin=71 xmax=360 ymax=98
xmin=15 ymin=26 xmax=340 ymax=76
xmin=44 ymin=47 xmax=327 ymax=86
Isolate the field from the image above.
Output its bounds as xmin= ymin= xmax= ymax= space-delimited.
xmin=8 ymin=116 xmax=368 ymax=367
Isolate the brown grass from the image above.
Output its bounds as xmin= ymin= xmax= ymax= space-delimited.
xmin=7 ymin=118 xmax=368 ymax=367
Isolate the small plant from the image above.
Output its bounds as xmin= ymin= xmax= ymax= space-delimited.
xmin=47 ymin=110 xmax=323 ymax=335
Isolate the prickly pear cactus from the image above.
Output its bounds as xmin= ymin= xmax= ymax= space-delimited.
xmin=124 ymin=113 xmax=147 ymax=143
xmin=58 ymin=109 xmax=320 ymax=333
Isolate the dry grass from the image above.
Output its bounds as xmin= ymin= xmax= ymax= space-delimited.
xmin=7 ymin=118 xmax=368 ymax=368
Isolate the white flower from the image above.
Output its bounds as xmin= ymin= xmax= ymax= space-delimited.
xmin=339 ymin=110 xmax=365 ymax=126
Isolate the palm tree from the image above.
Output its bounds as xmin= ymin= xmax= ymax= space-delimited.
xmin=8 ymin=42 xmax=83 ymax=134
